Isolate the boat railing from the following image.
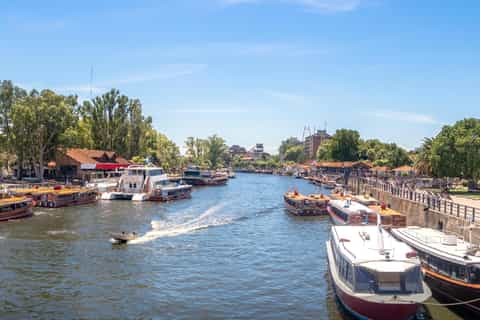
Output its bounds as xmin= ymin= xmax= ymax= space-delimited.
xmin=333 ymin=227 xmax=357 ymax=259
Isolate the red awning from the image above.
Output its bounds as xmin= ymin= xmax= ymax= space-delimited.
xmin=95 ymin=163 xmax=129 ymax=170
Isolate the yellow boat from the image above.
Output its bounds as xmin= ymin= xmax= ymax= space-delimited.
xmin=283 ymin=191 xmax=330 ymax=216
xmin=368 ymin=204 xmax=407 ymax=228
xmin=0 ymin=196 xmax=33 ymax=221
xmin=10 ymin=186 xmax=98 ymax=208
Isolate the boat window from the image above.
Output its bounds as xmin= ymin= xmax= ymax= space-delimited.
xmin=148 ymin=169 xmax=164 ymax=176
xmin=355 ymin=267 xmax=375 ymax=292
xmin=377 ymin=272 xmax=401 ymax=292
xmin=354 ymin=266 xmax=423 ymax=294
xmin=184 ymin=171 xmax=200 ymax=177
xmin=424 ymin=253 xmax=467 ymax=282
xmin=404 ymin=266 xmax=423 ymax=293
xmin=468 ymin=265 xmax=480 ymax=284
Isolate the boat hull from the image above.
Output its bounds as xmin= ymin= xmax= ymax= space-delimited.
xmin=0 ymin=206 xmax=33 ymax=221
xmin=284 ymin=201 xmax=328 ymax=216
xmin=182 ymin=177 xmax=228 ymax=186
xmin=424 ymin=268 xmax=480 ymax=316
xmin=149 ymin=187 xmax=192 ymax=202
xmin=40 ymin=194 xmax=98 ymax=208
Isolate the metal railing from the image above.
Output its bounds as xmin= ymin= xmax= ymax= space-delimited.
xmin=354 ymin=177 xmax=478 ymax=224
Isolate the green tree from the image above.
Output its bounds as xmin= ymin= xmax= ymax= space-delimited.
xmin=414 ymin=137 xmax=434 ymax=176
xmin=430 ymin=118 xmax=480 ymax=188
xmin=185 ymin=137 xmax=208 ymax=166
xmin=11 ymin=90 xmax=78 ymax=180
xmin=317 ymin=140 xmax=333 ymax=161
xmin=359 ymin=139 xmax=411 ymax=167
xmin=205 ymin=134 xmax=228 ymax=169
xmin=81 ymin=89 xmax=155 ymax=159
xmin=283 ymin=145 xmax=305 ymax=163
xmin=0 ymin=81 xmax=27 ymax=171
xmin=279 ymin=137 xmax=302 ymax=159
xmin=329 ymin=129 xmax=361 ymax=161
xmin=156 ymin=133 xmax=181 ymax=172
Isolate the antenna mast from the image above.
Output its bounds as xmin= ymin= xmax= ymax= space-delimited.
xmin=89 ymin=65 xmax=94 ymax=99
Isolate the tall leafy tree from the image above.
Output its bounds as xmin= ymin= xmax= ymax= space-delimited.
xmin=329 ymin=129 xmax=361 ymax=161
xmin=359 ymin=139 xmax=411 ymax=167
xmin=0 ymin=80 xmax=27 ymax=170
xmin=279 ymin=137 xmax=302 ymax=159
xmin=155 ymin=133 xmax=181 ymax=172
xmin=185 ymin=137 xmax=208 ymax=166
xmin=205 ymin=135 xmax=228 ymax=169
xmin=283 ymin=145 xmax=305 ymax=163
xmin=430 ymin=118 xmax=480 ymax=188
xmin=11 ymin=90 xmax=78 ymax=180
xmin=414 ymin=137 xmax=434 ymax=175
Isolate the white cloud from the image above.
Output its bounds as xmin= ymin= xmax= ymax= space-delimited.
xmin=53 ymin=64 xmax=207 ymax=96
xmin=370 ymin=110 xmax=438 ymax=124
xmin=219 ymin=0 xmax=365 ymax=12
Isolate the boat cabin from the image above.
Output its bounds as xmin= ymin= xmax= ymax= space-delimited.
xmin=328 ymin=199 xmax=377 ymax=225
xmin=392 ymin=227 xmax=480 ymax=285
xmin=330 ymin=225 xmax=425 ymax=294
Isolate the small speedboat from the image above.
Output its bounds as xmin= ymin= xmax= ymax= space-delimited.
xmin=110 ymin=231 xmax=138 ymax=244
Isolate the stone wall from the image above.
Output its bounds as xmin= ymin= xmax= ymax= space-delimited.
xmin=349 ymin=177 xmax=480 ymax=245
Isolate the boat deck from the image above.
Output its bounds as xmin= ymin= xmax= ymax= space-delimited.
xmin=392 ymin=227 xmax=480 ymax=265
xmin=284 ymin=192 xmax=330 ymax=202
xmin=333 ymin=225 xmax=415 ymax=264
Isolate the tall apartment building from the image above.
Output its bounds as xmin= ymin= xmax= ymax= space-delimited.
xmin=304 ymin=130 xmax=331 ymax=159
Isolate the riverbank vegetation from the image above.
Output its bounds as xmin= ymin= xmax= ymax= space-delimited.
xmin=415 ymin=118 xmax=480 ymax=189
xmin=0 ymin=81 xmax=178 ymax=178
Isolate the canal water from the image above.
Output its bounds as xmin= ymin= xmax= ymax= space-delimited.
xmin=0 ymin=174 xmax=460 ymax=319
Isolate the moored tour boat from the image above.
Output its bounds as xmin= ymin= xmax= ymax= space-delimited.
xmin=283 ymin=191 xmax=330 ymax=216
xmin=10 ymin=186 xmax=97 ymax=208
xmin=368 ymin=204 xmax=407 ymax=229
xmin=102 ymin=165 xmax=192 ymax=201
xmin=0 ymin=196 xmax=33 ymax=221
xmin=182 ymin=166 xmax=228 ymax=186
xmin=353 ymin=194 xmax=379 ymax=206
xmin=326 ymin=223 xmax=431 ymax=320
xmin=391 ymin=227 xmax=480 ymax=316
xmin=327 ymin=199 xmax=377 ymax=225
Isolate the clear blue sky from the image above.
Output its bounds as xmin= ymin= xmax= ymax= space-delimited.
xmin=2 ymin=0 xmax=480 ymax=153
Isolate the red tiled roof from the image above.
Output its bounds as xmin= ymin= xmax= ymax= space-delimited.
xmin=393 ymin=165 xmax=415 ymax=172
xmin=315 ymin=161 xmax=372 ymax=169
xmin=63 ymin=148 xmax=130 ymax=165
xmin=372 ymin=166 xmax=390 ymax=171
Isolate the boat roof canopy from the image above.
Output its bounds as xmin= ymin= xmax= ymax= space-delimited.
xmin=392 ymin=227 xmax=480 ymax=265
xmin=332 ymin=225 xmax=419 ymax=267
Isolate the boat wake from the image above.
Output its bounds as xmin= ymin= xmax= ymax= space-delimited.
xmin=34 ymin=211 xmax=52 ymax=216
xmin=47 ymin=230 xmax=77 ymax=236
xmin=130 ymin=203 xmax=234 ymax=244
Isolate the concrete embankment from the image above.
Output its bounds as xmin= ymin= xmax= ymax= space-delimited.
xmin=348 ymin=177 xmax=480 ymax=245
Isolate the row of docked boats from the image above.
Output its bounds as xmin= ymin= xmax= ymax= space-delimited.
xmin=284 ymin=188 xmax=480 ymax=318
xmin=0 ymin=186 xmax=96 ymax=221
xmin=0 ymin=165 xmax=234 ymax=222
xmin=101 ymin=165 xmax=230 ymax=201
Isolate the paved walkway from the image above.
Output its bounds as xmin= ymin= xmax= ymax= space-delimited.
xmin=450 ymin=195 xmax=480 ymax=210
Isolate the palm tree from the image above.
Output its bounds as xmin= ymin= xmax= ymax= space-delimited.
xmin=415 ymin=137 xmax=433 ymax=176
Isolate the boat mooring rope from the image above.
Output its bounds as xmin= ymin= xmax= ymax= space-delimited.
xmin=421 ymin=296 xmax=480 ymax=307
xmin=397 ymin=296 xmax=480 ymax=307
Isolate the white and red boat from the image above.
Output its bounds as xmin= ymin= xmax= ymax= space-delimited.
xmin=327 ymin=199 xmax=377 ymax=225
xmin=326 ymin=221 xmax=431 ymax=320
